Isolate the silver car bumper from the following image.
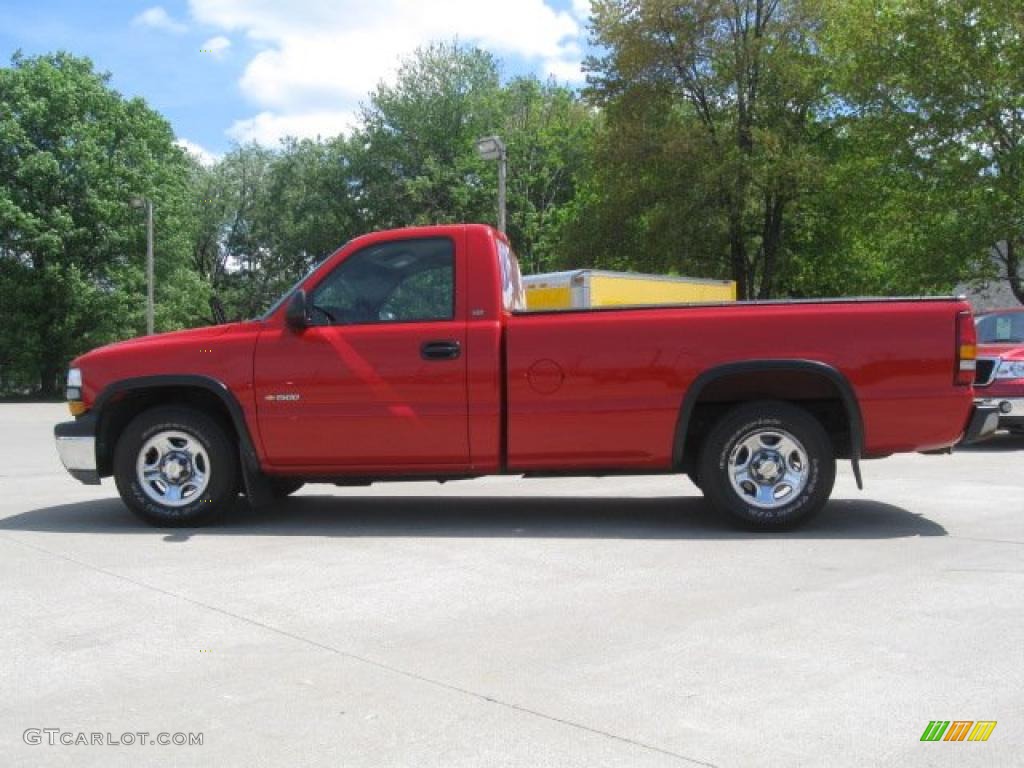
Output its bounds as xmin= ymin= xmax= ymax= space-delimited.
xmin=54 ymin=420 xmax=100 ymax=485
xmin=975 ymin=397 xmax=1024 ymax=419
xmin=56 ymin=435 xmax=97 ymax=470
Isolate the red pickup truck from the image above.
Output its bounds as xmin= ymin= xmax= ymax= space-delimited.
xmin=55 ymin=224 xmax=998 ymax=530
xmin=973 ymin=307 xmax=1024 ymax=433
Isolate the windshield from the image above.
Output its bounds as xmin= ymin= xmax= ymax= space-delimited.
xmin=975 ymin=311 xmax=1024 ymax=343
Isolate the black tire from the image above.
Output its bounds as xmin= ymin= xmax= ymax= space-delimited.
xmin=113 ymin=406 xmax=239 ymax=527
xmin=269 ymin=478 xmax=305 ymax=498
xmin=698 ymin=400 xmax=835 ymax=531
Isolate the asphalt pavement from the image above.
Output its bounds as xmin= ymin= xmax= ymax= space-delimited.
xmin=1 ymin=403 xmax=1021 ymax=767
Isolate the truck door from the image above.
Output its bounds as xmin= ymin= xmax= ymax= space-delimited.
xmin=253 ymin=235 xmax=469 ymax=469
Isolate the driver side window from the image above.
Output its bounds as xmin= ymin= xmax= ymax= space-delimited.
xmin=310 ymin=238 xmax=455 ymax=325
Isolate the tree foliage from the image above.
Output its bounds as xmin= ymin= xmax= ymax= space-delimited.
xmin=826 ymin=0 xmax=1024 ymax=302
xmin=0 ymin=52 xmax=206 ymax=394
xmin=356 ymin=43 xmax=503 ymax=229
xmin=581 ymin=0 xmax=830 ymax=298
xmin=3 ymin=9 xmax=1024 ymax=394
xmin=353 ymin=43 xmax=593 ymax=273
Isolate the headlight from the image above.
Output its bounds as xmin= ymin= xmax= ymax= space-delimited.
xmin=995 ymin=360 xmax=1024 ymax=380
xmin=66 ymin=368 xmax=86 ymax=415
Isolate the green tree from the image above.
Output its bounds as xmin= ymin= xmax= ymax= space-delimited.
xmin=188 ymin=138 xmax=366 ymax=321
xmin=553 ymin=84 xmax=733 ymax=279
xmin=187 ymin=143 xmax=275 ymax=320
xmin=585 ymin=0 xmax=830 ymax=298
xmin=355 ymin=42 xmax=503 ymax=228
xmin=499 ymin=77 xmax=597 ymax=273
xmin=0 ymin=52 xmax=207 ymax=395
xmin=826 ymin=0 xmax=1024 ymax=304
xmin=255 ymin=137 xmax=365 ymax=301
xmin=354 ymin=42 xmax=598 ymax=274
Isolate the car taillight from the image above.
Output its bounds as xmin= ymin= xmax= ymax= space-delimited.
xmin=956 ymin=310 xmax=976 ymax=386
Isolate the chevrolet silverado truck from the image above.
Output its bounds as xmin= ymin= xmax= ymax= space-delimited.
xmin=54 ymin=224 xmax=999 ymax=530
xmin=974 ymin=307 xmax=1024 ymax=433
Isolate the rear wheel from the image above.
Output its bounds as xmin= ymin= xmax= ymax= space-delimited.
xmin=698 ymin=401 xmax=835 ymax=530
xmin=114 ymin=406 xmax=239 ymax=526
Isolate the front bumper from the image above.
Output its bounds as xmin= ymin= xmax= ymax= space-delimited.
xmin=54 ymin=417 xmax=100 ymax=485
xmin=974 ymin=397 xmax=1024 ymax=430
xmin=960 ymin=404 xmax=1001 ymax=445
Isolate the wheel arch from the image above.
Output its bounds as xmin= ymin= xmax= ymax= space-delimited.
xmin=93 ymin=375 xmax=260 ymax=480
xmin=673 ymin=360 xmax=864 ymax=488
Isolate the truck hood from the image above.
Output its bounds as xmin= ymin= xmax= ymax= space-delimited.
xmin=70 ymin=321 xmax=265 ymax=406
xmin=74 ymin=323 xmax=251 ymax=365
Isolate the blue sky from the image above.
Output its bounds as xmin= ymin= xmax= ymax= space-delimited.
xmin=0 ymin=0 xmax=592 ymax=162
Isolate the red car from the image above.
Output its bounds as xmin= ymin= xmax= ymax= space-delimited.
xmin=974 ymin=307 xmax=1024 ymax=434
xmin=54 ymin=224 xmax=997 ymax=530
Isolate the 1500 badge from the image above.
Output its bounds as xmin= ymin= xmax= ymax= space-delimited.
xmin=264 ymin=393 xmax=301 ymax=402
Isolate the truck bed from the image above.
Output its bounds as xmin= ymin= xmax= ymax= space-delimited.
xmin=505 ymin=296 xmax=971 ymax=470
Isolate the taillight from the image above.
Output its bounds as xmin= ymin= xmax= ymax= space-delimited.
xmin=955 ymin=310 xmax=976 ymax=386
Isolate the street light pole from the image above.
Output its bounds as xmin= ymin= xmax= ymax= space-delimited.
xmin=495 ymin=142 xmax=506 ymax=234
xmin=475 ymin=136 xmax=507 ymax=233
xmin=145 ymin=199 xmax=154 ymax=335
xmin=132 ymin=197 xmax=155 ymax=335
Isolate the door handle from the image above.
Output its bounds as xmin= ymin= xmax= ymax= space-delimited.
xmin=420 ymin=340 xmax=461 ymax=360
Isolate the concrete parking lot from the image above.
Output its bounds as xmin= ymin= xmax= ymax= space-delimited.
xmin=0 ymin=403 xmax=1021 ymax=767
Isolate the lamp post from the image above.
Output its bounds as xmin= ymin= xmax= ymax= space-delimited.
xmin=131 ymin=197 xmax=155 ymax=335
xmin=475 ymin=136 xmax=506 ymax=233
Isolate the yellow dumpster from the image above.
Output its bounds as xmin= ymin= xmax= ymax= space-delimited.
xmin=523 ymin=270 xmax=736 ymax=310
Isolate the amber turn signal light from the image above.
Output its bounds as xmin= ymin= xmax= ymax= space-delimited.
xmin=955 ymin=311 xmax=978 ymax=386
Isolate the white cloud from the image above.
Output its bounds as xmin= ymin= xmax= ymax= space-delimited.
xmin=226 ymin=110 xmax=359 ymax=145
xmin=200 ymin=35 xmax=232 ymax=58
xmin=175 ymin=138 xmax=220 ymax=166
xmin=188 ymin=0 xmax=586 ymax=145
xmin=571 ymin=0 xmax=592 ymax=22
xmin=544 ymin=57 xmax=584 ymax=83
xmin=133 ymin=6 xmax=187 ymax=33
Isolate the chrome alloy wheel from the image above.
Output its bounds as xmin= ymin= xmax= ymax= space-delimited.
xmin=135 ymin=430 xmax=211 ymax=507
xmin=728 ymin=428 xmax=810 ymax=509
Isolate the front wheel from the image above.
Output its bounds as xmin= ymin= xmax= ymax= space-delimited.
xmin=114 ymin=406 xmax=239 ymax=527
xmin=698 ymin=401 xmax=835 ymax=531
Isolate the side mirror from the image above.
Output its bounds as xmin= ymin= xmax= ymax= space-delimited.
xmin=285 ymin=290 xmax=309 ymax=331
